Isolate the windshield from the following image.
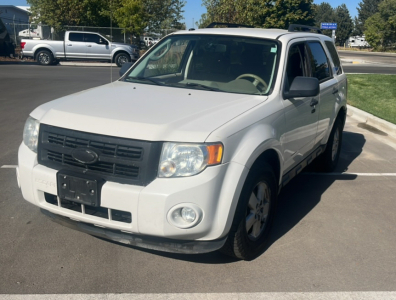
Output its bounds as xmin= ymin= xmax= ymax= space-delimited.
xmin=124 ymin=34 xmax=279 ymax=95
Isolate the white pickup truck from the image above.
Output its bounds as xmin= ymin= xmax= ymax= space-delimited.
xmin=17 ymin=24 xmax=347 ymax=260
xmin=20 ymin=31 xmax=139 ymax=67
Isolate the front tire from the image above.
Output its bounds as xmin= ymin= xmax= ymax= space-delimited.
xmin=220 ymin=163 xmax=277 ymax=260
xmin=36 ymin=50 xmax=53 ymax=65
xmin=319 ymin=118 xmax=343 ymax=172
xmin=115 ymin=52 xmax=131 ymax=67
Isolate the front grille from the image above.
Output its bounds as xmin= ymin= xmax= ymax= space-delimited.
xmin=38 ymin=124 xmax=162 ymax=186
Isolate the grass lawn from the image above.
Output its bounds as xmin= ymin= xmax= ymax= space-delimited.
xmin=347 ymin=74 xmax=396 ymax=124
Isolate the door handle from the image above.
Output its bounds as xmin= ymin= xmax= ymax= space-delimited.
xmin=67 ymin=44 xmax=72 ymax=46
xmin=332 ymin=88 xmax=339 ymax=94
xmin=87 ymin=45 xmax=92 ymax=47
xmin=310 ymin=99 xmax=318 ymax=107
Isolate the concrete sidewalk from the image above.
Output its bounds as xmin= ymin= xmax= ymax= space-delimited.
xmin=347 ymin=105 xmax=396 ymax=138
xmin=60 ymin=61 xmax=117 ymax=67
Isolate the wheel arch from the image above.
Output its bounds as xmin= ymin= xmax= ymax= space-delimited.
xmin=251 ymin=149 xmax=281 ymax=189
xmin=112 ymin=50 xmax=130 ymax=63
xmin=33 ymin=47 xmax=54 ymax=60
xmin=337 ymin=105 xmax=347 ymax=127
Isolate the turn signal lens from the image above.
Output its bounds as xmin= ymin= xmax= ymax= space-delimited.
xmin=207 ymin=144 xmax=223 ymax=165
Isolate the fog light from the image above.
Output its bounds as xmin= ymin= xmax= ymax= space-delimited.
xmin=181 ymin=207 xmax=196 ymax=222
xmin=167 ymin=204 xmax=203 ymax=229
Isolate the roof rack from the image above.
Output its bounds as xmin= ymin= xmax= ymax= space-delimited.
xmin=206 ymin=22 xmax=254 ymax=29
xmin=288 ymin=24 xmax=322 ymax=34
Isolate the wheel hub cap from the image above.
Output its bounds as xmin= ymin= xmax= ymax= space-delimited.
xmin=246 ymin=182 xmax=271 ymax=240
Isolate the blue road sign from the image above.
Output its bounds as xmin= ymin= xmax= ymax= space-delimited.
xmin=321 ymin=23 xmax=337 ymax=30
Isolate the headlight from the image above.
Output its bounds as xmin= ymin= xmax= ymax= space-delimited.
xmin=23 ymin=116 xmax=40 ymax=153
xmin=158 ymin=142 xmax=223 ymax=178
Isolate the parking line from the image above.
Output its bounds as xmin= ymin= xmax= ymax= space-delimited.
xmin=304 ymin=172 xmax=396 ymax=176
xmin=1 ymin=292 xmax=396 ymax=300
xmin=1 ymin=165 xmax=17 ymax=169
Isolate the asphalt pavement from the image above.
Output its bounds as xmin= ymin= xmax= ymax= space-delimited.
xmin=340 ymin=50 xmax=396 ymax=74
xmin=1 ymin=64 xmax=396 ymax=298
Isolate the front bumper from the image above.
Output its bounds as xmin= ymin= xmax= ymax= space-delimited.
xmin=41 ymin=209 xmax=227 ymax=254
xmin=18 ymin=142 xmax=248 ymax=250
xmin=130 ymin=53 xmax=139 ymax=61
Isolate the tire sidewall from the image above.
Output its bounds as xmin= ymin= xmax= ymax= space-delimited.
xmin=115 ymin=53 xmax=131 ymax=67
xmin=232 ymin=164 xmax=278 ymax=259
xmin=37 ymin=50 xmax=53 ymax=65
xmin=323 ymin=118 xmax=343 ymax=172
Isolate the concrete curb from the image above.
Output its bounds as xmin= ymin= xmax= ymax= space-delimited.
xmin=347 ymin=104 xmax=396 ymax=137
xmin=59 ymin=62 xmax=116 ymax=67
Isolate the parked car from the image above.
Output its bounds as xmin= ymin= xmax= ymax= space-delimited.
xmin=20 ymin=31 xmax=139 ymax=67
xmin=143 ymin=36 xmax=155 ymax=47
xmin=17 ymin=24 xmax=347 ymax=260
xmin=348 ymin=36 xmax=370 ymax=48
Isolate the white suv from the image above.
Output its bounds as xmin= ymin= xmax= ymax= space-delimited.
xmin=18 ymin=24 xmax=347 ymax=260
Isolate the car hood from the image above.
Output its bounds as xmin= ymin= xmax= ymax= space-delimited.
xmin=31 ymin=81 xmax=266 ymax=142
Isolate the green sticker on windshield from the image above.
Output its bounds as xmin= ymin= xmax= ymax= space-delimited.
xmin=271 ymin=47 xmax=277 ymax=53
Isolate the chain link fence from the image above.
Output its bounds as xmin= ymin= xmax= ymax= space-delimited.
xmin=9 ymin=22 xmax=181 ymax=48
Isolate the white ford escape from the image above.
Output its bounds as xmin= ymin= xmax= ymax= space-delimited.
xmin=17 ymin=24 xmax=347 ymax=260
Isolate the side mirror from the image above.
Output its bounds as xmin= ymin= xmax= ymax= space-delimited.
xmin=119 ymin=62 xmax=133 ymax=76
xmin=284 ymin=77 xmax=319 ymax=99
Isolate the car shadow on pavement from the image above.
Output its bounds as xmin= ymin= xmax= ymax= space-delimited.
xmin=258 ymin=130 xmax=366 ymax=258
xmin=98 ymin=131 xmax=365 ymax=264
xmin=0 ymin=61 xmax=38 ymax=65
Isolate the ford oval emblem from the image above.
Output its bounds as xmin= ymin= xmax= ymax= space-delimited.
xmin=71 ymin=148 xmax=99 ymax=164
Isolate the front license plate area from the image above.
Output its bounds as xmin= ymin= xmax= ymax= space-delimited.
xmin=57 ymin=170 xmax=105 ymax=207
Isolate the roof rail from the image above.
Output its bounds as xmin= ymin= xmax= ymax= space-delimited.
xmin=206 ymin=22 xmax=254 ymax=29
xmin=288 ymin=24 xmax=322 ymax=34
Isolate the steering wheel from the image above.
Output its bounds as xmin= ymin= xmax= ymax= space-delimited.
xmin=236 ymin=73 xmax=268 ymax=91
xmin=149 ymin=41 xmax=171 ymax=61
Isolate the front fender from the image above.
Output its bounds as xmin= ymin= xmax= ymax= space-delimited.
xmin=216 ymin=109 xmax=285 ymax=185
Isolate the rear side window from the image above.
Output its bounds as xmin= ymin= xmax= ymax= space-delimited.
xmin=85 ymin=34 xmax=100 ymax=43
xmin=307 ymin=42 xmax=331 ymax=82
xmin=325 ymin=41 xmax=342 ymax=75
xmin=69 ymin=33 xmax=84 ymax=42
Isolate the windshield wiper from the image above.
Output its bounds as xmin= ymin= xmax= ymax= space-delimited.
xmin=184 ymin=82 xmax=220 ymax=91
xmin=125 ymin=76 xmax=164 ymax=86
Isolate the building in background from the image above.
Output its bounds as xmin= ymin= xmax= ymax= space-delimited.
xmin=0 ymin=5 xmax=30 ymax=42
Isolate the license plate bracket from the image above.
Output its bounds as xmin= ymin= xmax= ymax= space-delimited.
xmin=57 ymin=170 xmax=105 ymax=207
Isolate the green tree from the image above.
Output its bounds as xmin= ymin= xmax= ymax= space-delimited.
xmin=364 ymin=0 xmax=396 ymax=50
xmin=113 ymin=0 xmax=147 ymax=36
xmin=263 ymin=0 xmax=315 ymax=29
xmin=144 ymin=0 xmax=185 ymax=33
xmin=313 ymin=2 xmax=335 ymax=37
xmin=200 ymin=0 xmax=315 ymax=29
xmin=334 ymin=4 xmax=353 ymax=46
xmin=355 ymin=0 xmax=382 ymax=35
xmin=27 ymin=0 xmax=111 ymax=30
xmin=196 ymin=13 xmax=210 ymax=28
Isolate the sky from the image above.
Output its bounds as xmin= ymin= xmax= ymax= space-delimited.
xmin=1 ymin=0 xmax=360 ymax=29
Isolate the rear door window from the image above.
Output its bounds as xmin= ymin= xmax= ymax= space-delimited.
xmin=307 ymin=41 xmax=332 ymax=82
xmin=69 ymin=33 xmax=84 ymax=42
xmin=325 ymin=41 xmax=342 ymax=75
